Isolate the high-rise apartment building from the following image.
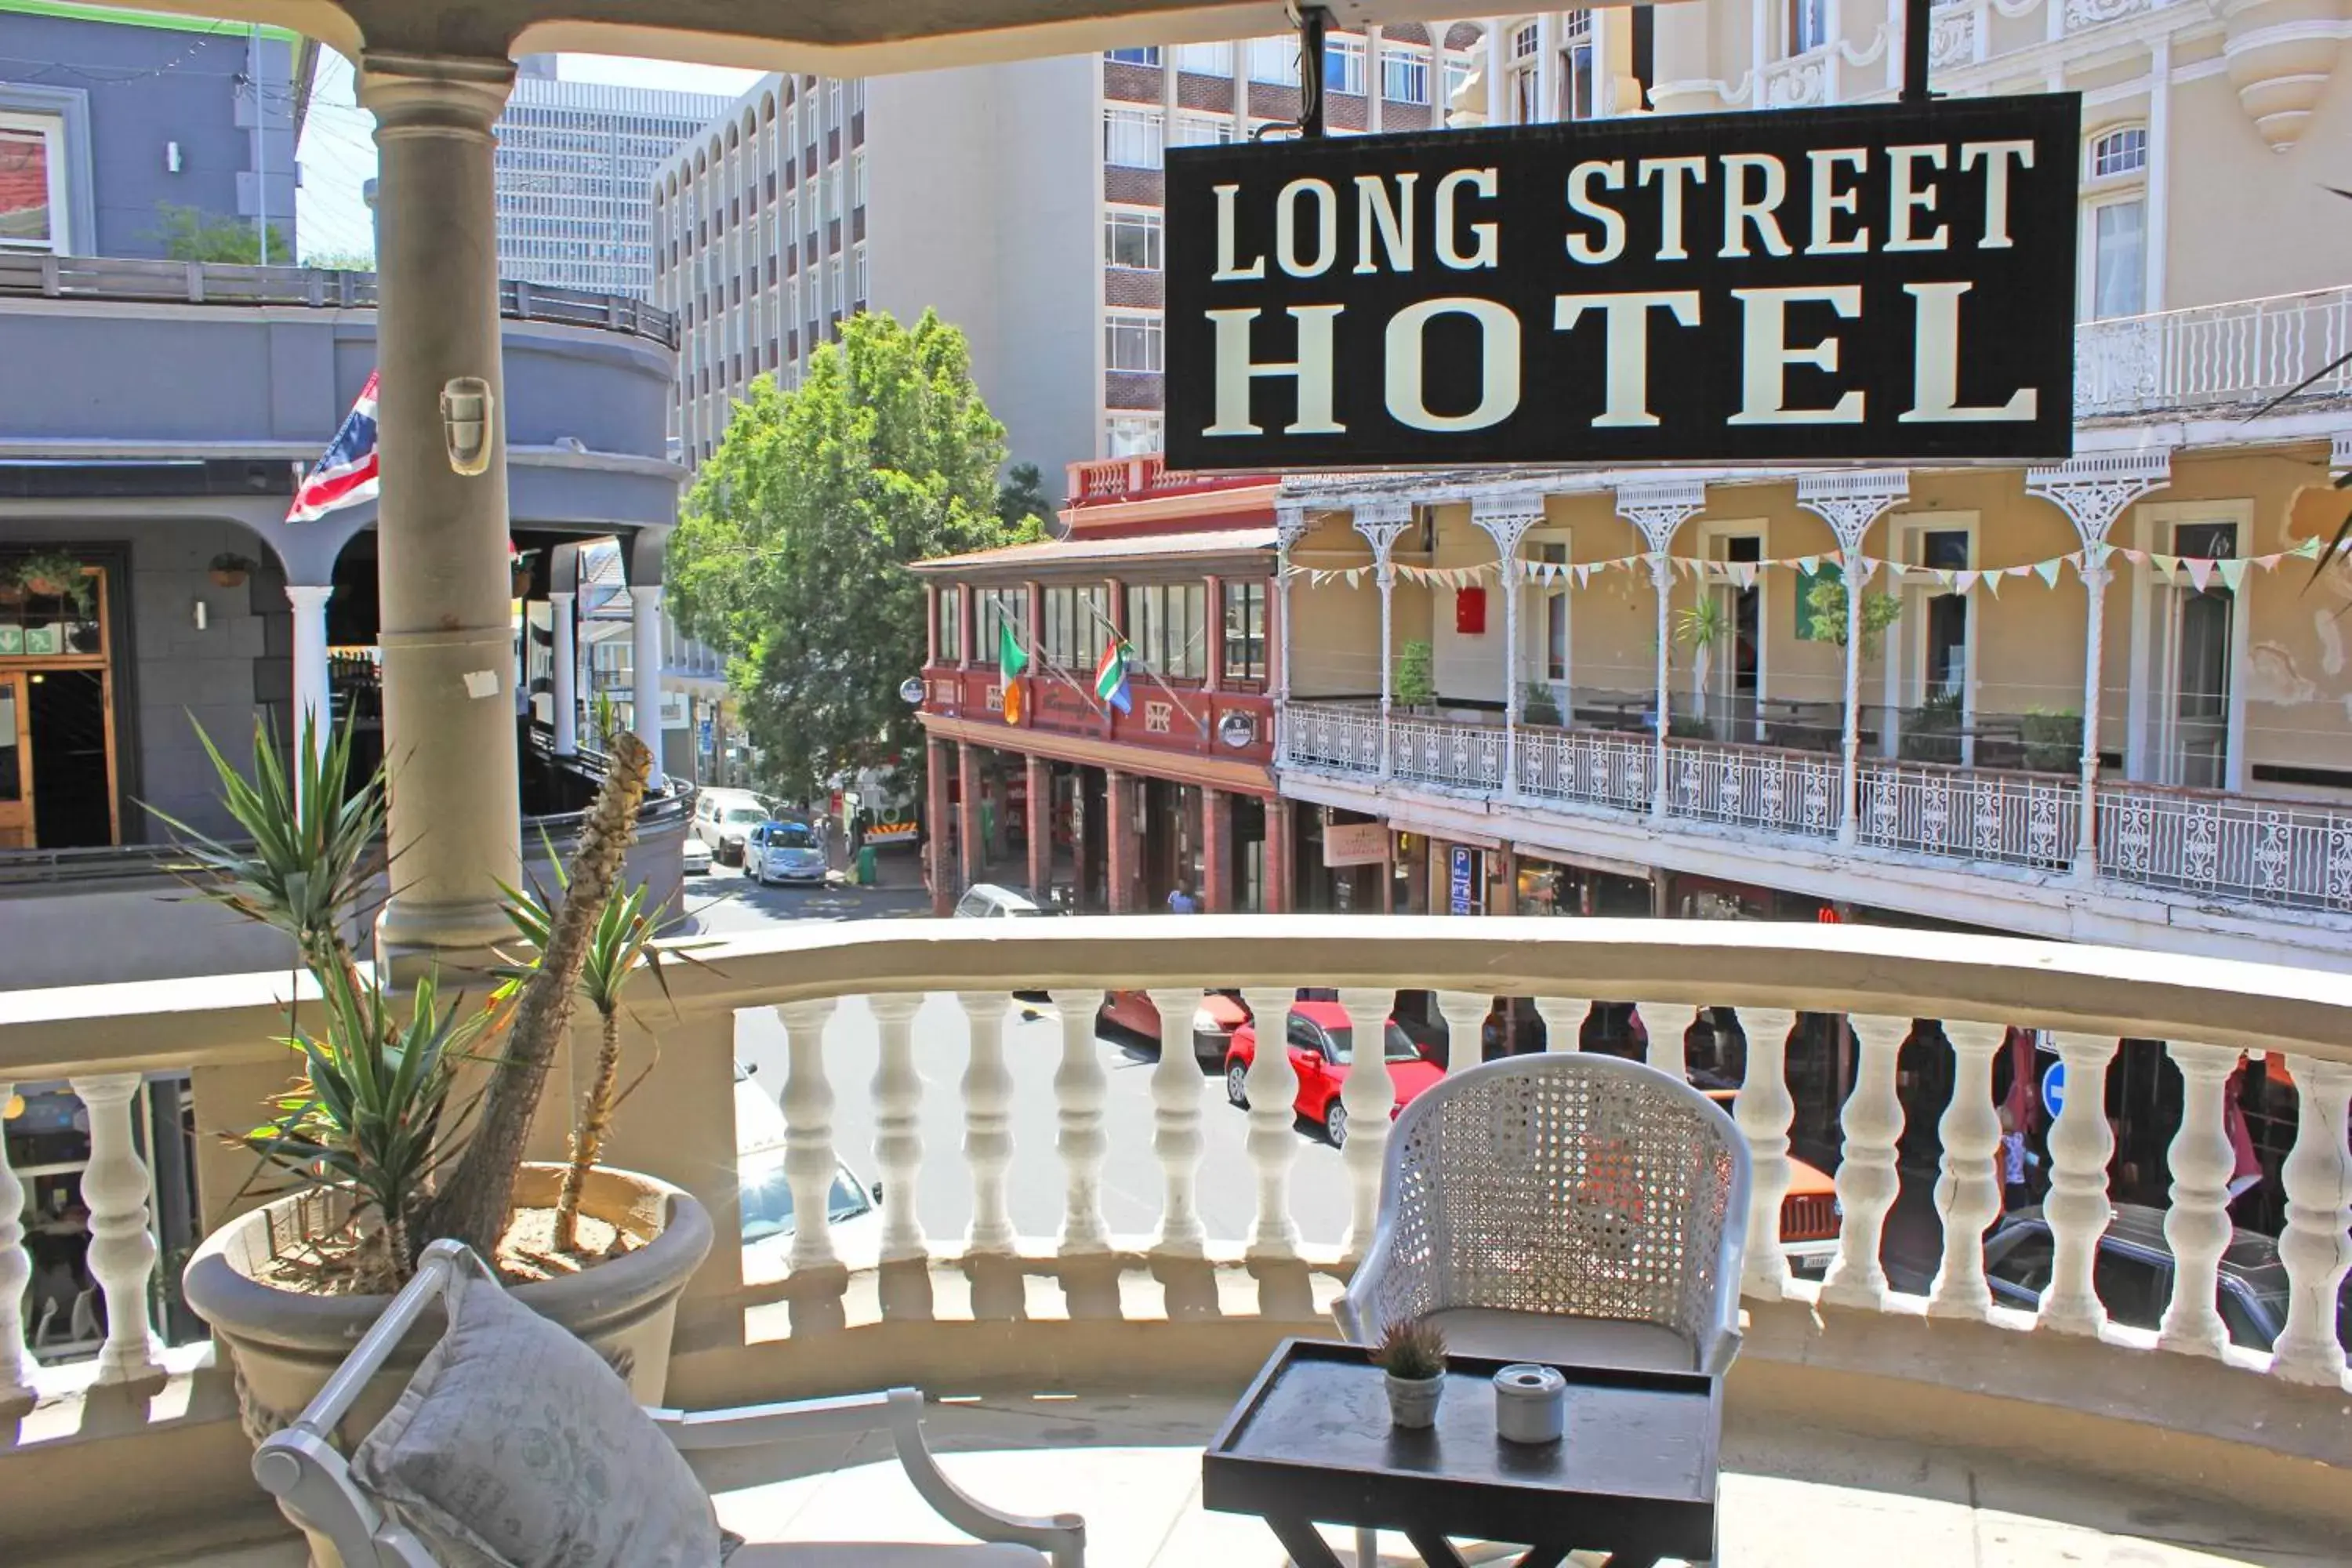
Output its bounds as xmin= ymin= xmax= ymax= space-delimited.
xmin=652 ymin=24 xmax=1486 ymax=483
xmin=495 ymin=57 xmax=729 ymax=299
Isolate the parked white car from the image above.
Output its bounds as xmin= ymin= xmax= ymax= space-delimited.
xmin=748 ymin=818 xmax=828 ymax=885
xmin=735 ymin=1062 xmax=880 ymax=1276
xmin=681 ymin=835 xmax=713 ymax=876
xmin=693 ymin=788 xmax=773 ymax=866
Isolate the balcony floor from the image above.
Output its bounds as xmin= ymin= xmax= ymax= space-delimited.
xmin=165 ymin=1390 xmax=2339 ymax=1568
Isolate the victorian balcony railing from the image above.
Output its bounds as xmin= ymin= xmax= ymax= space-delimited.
xmin=4 ymin=918 xmax=2351 ymax=1562
xmin=2074 ymin=285 xmax=2352 ymax=419
xmin=1279 ymin=702 xmax=2352 ymax=922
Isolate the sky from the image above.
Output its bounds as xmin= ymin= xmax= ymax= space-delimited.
xmin=296 ymin=51 xmax=762 ymax=263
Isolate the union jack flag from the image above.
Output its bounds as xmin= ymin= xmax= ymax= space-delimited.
xmin=286 ymin=370 xmax=380 ymax=522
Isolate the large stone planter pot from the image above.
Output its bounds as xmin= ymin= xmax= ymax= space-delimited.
xmin=184 ymin=1163 xmax=712 ymax=1451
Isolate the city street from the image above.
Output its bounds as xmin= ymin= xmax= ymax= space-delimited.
xmin=681 ymin=860 xmax=932 ymax=935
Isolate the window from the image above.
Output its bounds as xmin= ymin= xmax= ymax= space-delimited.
xmin=852 ymin=244 xmax=867 ymax=307
xmin=976 ymin=587 xmax=1028 ymax=664
xmin=936 ymin=588 xmax=964 ymax=662
xmin=1174 ymin=41 xmax=1235 ymax=74
xmin=852 ymin=150 xmax=867 ymax=207
xmin=1171 ymin=113 xmax=1237 ymax=148
xmin=1103 ymin=107 xmax=1164 ymax=169
xmin=2090 ymin=126 xmax=2147 ymax=178
xmin=1041 ymin=586 xmax=1110 ymax=669
xmin=1381 ymin=46 xmax=1430 ymax=104
xmin=1561 ymin=12 xmax=1597 ymax=121
xmin=1921 ymin=529 xmax=1971 ymax=698
xmin=1105 ymin=209 xmax=1162 ymax=270
xmin=1126 ymin=583 xmax=1207 ymax=680
xmin=1533 ymin=539 xmax=1570 ymax=684
xmin=1325 ymin=36 xmax=1367 ymax=95
xmin=1105 ymin=311 xmax=1163 ymax=372
xmin=1222 ymin=580 xmax=1268 ymax=683
xmin=2090 ymin=199 xmax=2146 ymax=319
xmin=1790 ymin=0 xmax=1829 ymax=53
xmin=1105 ymin=413 xmax=1162 ymax=456
xmin=1105 ymin=45 xmax=1163 ymax=66
xmin=0 ymin=112 xmax=68 ymax=253
xmin=1247 ymin=36 xmax=1301 ymax=85
xmin=1512 ymin=60 xmax=1541 ymax=125
xmin=1443 ymin=54 xmax=1476 ymax=111
xmin=1511 ymin=21 xmax=1541 ymax=60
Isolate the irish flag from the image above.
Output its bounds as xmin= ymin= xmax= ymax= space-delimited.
xmin=997 ymin=620 xmax=1028 ymax=721
xmin=1094 ymin=638 xmax=1133 ymax=714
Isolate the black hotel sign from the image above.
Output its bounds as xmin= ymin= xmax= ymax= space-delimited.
xmin=1165 ymin=94 xmax=2079 ymax=471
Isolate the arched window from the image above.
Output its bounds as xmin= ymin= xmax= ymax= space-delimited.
xmin=2089 ymin=126 xmax=2147 ymax=179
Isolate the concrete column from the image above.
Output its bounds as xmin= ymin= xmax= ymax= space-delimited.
xmin=630 ymin=584 xmax=666 ymax=791
xmin=1650 ymin=870 xmax=1674 ymax=919
xmin=1105 ymin=768 xmax=1136 ymax=913
xmin=360 ymin=53 xmax=520 ymax=958
xmin=1025 ymin=754 xmax=1052 ymax=902
xmin=1202 ymin=786 xmax=1232 ymax=913
xmin=2075 ymin=563 xmax=2111 ymax=879
xmin=286 ymin=583 xmax=332 ymax=778
xmin=958 ymin=742 xmax=983 ymax=892
xmin=547 ymin=589 xmax=578 ymax=755
xmin=1265 ymin=797 xmax=1294 ymax=913
xmin=926 ymin=738 xmax=953 ymax=916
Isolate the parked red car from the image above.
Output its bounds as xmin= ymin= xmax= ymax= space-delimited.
xmin=1098 ymin=989 xmax=1254 ymax=1070
xmin=1223 ymin=1000 xmax=1444 ymax=1146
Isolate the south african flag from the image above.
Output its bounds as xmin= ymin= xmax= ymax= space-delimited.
xmin=1093 ymin=638 xmax=1133 ymax=714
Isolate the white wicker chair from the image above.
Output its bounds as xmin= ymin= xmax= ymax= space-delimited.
xmin=253 ymin=1240 xmax=1085 ymax=1567
xmin=1337 ymin=1052 xmax=1752 ymax=1378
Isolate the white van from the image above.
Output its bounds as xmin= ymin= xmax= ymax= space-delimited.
xmin=734 ymin=1062 xmax=877 ymax=1272
xmin=953 ymin=883 xmax=1045 ymax=919
xmin=693 ymin=788 xmax=772 ymax=866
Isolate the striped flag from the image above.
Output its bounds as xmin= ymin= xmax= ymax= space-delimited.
xmin=1093 ymin=638 xmax=1134 ymax=715
xmin=287 ymin=371 xmax=380 ymax=522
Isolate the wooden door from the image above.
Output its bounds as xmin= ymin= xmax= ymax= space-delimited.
xmin=0 ymin=671 xmax=28 ymax=849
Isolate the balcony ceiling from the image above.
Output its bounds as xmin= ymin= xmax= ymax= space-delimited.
xmin=91 ymin=1 xmax=1582 ymax=73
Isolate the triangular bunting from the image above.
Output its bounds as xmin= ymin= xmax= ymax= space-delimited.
xmin=2217 ymin=557 xmax=2249 ymax=591
xmin=2292 ymin=536 xmax=2325 ymax=559
xmin=1981 ymin=570 xmax=2003 ymax=598
xmin=2120 ymin=547 xmax=2147 ymax=564
xmin=1933 ymin=568 xmax=1957 ymax=592
xmin=2151 ymin=554 xmax=2180 ymax=583
xmin=1954 ymin=570 xmax=1979 ymax=595
xmin=2034 ymin=559 xmax=2063 ymax=588
xmin=1795 ymin=555 xmax=1820 ymax=575
xmin=2184 ymin=557 xmax=2216 ymax=591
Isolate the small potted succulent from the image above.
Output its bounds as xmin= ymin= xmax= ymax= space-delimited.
xmin=1372 ymin=1316 xmax=1449 ymax=1428
xmin=209 ymin=551 xmax=258 ymax=589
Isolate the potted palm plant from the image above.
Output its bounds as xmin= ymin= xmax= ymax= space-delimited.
xmin=169 ymin=717 xmax=711 ymax=1468
xmin=1674 ymin=595 xmax=1728 ymax=735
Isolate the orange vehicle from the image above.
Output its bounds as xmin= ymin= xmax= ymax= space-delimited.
xmin=1698 ymin=1084 xmax=1840 ymax=1276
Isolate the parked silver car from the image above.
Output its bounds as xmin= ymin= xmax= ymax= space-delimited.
xmin=749 ymin=818 xmax=828 ymax=885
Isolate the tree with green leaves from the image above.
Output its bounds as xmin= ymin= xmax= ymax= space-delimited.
xmin=667 ymin=309 xmax=1029 ymax=799
xmin=301 ymin=248 xmax=376 ymax=272
xmin=152 ymin=203 xmax=288 ymax=264
xmin=996 ymin=462 xmax=1055 ymax=539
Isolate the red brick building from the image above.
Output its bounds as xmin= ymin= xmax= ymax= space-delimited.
xmin=913 ymin=456 xmax=1288 ymax=916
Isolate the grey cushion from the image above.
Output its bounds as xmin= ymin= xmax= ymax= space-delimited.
xmin=1424 ymin=1307 xmax=1698 ymax=1374
xmin=351 ymin=1253 xmax=722 ymax=1568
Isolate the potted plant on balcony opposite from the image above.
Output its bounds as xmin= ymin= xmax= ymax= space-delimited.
xmin=1520 ymin=681 xmax=1564 ymax=728
xmin=6 ymin=550 xmax=95 ymax=614
xmin=168 ymin=717 xmax=712 ymax=1465
xmin=209 ymin=552 xmax=258 ymax=589
xmin=1395 ymin=638 xmax=1437 ymax=713
xmin=1674 ymin=595 xmax=1729 ymax=738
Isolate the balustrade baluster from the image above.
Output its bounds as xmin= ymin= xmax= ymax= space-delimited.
xmin=64 ymin=1074 xmax=162 ymax=1386
xmin=1732 ymin=1008 xmax=1797 ymax=1301
xmin=2270 ymin=1057 xmax=2352 ymax=1385
xmin=1240 ymin=985 xmax=1305 ymax=1260
xmin=2038 ymin=1032 xmax=2118 ymax=1335
xmin=1534 ymin=996 xmax=1588 ymax=1052
xmin=1148 ymin=986 xmax=1208 ymax=1257
xmin=1435 ymin=991 xmax=1494 ymax=1072
xmin=1638 ymin=1002 xmax=1693 ymax=1082
xmin=1821 ymin=1016 xmax=1907 ymax=1310
xmin=868 ymin=993 xmax=927 ymax=1263
xmin=777 ymin=1000 xmax=840 ymax=1272
xmin=954 ymin=993 xmax=1017 ymax=1256
xmin=2158 ymin=1042 xmax=2239 ymax=1356
xmin=1051 ymin=992 xmax=1112 ymax=1255
xmin=1927 ymin=1022 xmax=2005 ymax=1319
xmin=0 ymin=1080 xmax=31 ymax=1412
xmin=1338 ymin=986 xmax=1399 ymax=1260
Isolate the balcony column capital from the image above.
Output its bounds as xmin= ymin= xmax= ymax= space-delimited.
xmin=1613 ymin=477 xmax=1707 ymax=554
xmin=1350 ymin=499 xmax=1414 ymax=565
xmin=1795 ymin=469 xmax=1910 ymax=553
xmin=2024 ymin=450 xmax=2173 ymax=548
xmin=356 ymin=53 xmax=514 ymax=142
xmin=1275 ymin=502 xmax=1313 ymax=551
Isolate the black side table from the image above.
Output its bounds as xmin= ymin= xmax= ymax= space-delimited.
xmin=1203 ymin=1338 xmax=1720 ymax=1568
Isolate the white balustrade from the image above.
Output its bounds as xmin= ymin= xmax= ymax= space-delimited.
xmin=776 ymin=1000 xmax=840 ymax=1272
xmin=1732 ymin=1009 xmax=1797 ymax=1301
xmin=1637 ymin=1001 xmax=1691 ymax=1083
xmin=1389 ymin=716 xmax=1505 ymax=793
xmin=2157 ymin=1043 xmax=2240 ymax=1357
xmin=1148 ymin=987 xmax=1209 ymax=1256
xmin=1280 ymin=702 xmax=1384 ymax=777
xmin=64 ymin=1073 xmax=162 ymax=1387
xmin=2269 ymin=1057 xmax=2352 ymax=1385
xmin=2038 ymin=1033 xmax=2119 ymax=1335
xmin=1857 ymin=760 xmax=2079 ymax=871
xmin=1928 ymin=1023 xmax=2005 ymax=1319
xmin=1050 ymin=991 xmax=1112 ymax=1255
xmin=0 ymin=1080 xmax=30 ymax=1412
xmin=868 ymin=993 xmax=927 ymax=1263
xmin=2074 ymin=284 xmax=2352 ymax=417
xmin=1534 ymin=996 xmax=1588 ymax=1051
xmin=1668 ymin=741 xmax=1842 ymax=840
xmin=1434 ymin=991 xmax=1494 ymax=1073
xmin=1518 ymin=727 xmax=1654 ymax=812
xmin=1338 ymin=985 xmax=1398 ymax=1260
xmin=1240 ymin=985 xmax=1305 ymax=1261
xmin=1820 ymin=1016 xmax=1907 ymax=1312
xmin=954 ymin=993 xmax=1017 ymax=1256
